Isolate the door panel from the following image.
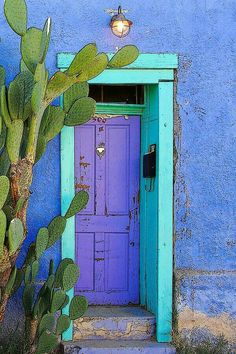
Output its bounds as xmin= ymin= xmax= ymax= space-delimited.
xmin=74 ymin=116 xmax=140 ymax=305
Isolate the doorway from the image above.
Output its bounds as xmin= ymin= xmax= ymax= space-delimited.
xmin=74 ymin=116 xmax=140 ymax=305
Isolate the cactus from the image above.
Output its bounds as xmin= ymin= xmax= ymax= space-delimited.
xmin=8 ymin=218 xmax=24 ymax=255
xmin=0 ymin=0 xmax=139 ymax=350
xmin=7 ymin=120 xmax=24 ymax=163
xmin=35 ymin=227 xmax=49 ymax=258
xmin=69 ymin=295 xmax=88 ymax=320
xmin=4 ymin=0 xmax=27 ymax=36
xmin=64 ymin=97 xmax=96 ymax=126
xmin=36 ymin=331 xmax=58 ymax=354
xmin=108 ymin=45 xmax=139 ymax=68
xmin=56 ymin=314 xmax=70 ymax=335
xmin=47 ymin=215 xmax=67 ymax=248
xmin=0 ymin=210 xmax=6 ymax=257
xmin=0 ymin=176 xmax=10 ymax=209
xmin=62 ymin=263 xmax=80 ymax=291
xmin=50 ymin=289 xmax=66 ymax=313
xmin=38 ymin=313 xmax=55 ymax=336
xmin=5 ymin=267 xmax=17 ymax=294
xmin=64 ymin=82 xmax=89 ymax=113
xmin=66 ymin=43 xmax=97 ymax=76
xmin=65 ymin=190 xmax=89 ymax=219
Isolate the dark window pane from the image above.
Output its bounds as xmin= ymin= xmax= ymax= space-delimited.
xmin=89 ymin=85 xmax=144 ymax=104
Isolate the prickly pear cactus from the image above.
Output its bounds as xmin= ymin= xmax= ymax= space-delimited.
xmin=0 ymin=0 xmax=139 ymax=351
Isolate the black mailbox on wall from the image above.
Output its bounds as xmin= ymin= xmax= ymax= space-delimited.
xmin=143 ymin=144 xmax=156 ymax=178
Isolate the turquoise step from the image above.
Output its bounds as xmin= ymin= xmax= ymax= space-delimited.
xmin=64 ymin=340 xmax=176 ymax=354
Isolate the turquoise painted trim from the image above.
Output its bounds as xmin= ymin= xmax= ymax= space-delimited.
xmin=156 ymin=82 xmax=174 ymax=342
xmin=57 ymin=53 xmax=178 ymax=70
xmin=59 ymin=53 xmax=176 ymax=342
xmin=60 ymin=95 xmax=75 ymax=341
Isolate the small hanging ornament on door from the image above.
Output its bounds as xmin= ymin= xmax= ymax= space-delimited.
xmin=96 ymin=142 xmax=105 ymax=159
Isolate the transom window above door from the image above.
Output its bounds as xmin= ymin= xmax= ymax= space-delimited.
xmin=89 ymin=84 xmax=144 ymax=104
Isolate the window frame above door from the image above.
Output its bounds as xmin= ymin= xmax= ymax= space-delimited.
xmin=58 ymin=53 xmax=178 ymax=343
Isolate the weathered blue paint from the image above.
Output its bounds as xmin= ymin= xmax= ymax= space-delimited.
xmin=1 ymin=0 xmax=235 ymax=344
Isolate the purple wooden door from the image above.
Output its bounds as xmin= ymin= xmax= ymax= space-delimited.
xmin=74 ymin=116 xmax=140 ymax=305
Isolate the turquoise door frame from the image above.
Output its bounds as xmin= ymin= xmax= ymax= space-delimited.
xmin=58 ymin=53 xmax=178 ymax=342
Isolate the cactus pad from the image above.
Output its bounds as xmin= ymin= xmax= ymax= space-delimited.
xmin=54 ymin=258 xmax=74 ymax=288
xmin=66 ymin=43 xmax=97 ymax=76
xmin=8 ymin=71 xmax=34 ymax=121
xmin=0 ymin=210 xmax=6 ymax=257
xmin=35 ymin=227 xmax=49 ymax=258
xmin=5 ymin=267 xmax=17 ymax=294
xmin=38 ymin=313 xmax=55 ymax=336
xmin=64 ymin=97 xmax=96 ymax=126
xmin=0 ymin=66 xmax=5 ymax=86
xmin=7 ymin=120 xmax=24 ymax=163
xmin=45 ymin=71 xmax=75 ymax=104
xmin=36 ymin=331 xmax=58 ymax=354
xmin=69 ymin=295 xmax=88 ymax=320
xmin=40 ymin=105 xmax=65 ymax=142
xmin=56 ymin=314 xmax=70 ymax=335
xmin=47 ymin=215 xmax=67 ymax=248
xmin=1 ymin=86 xmax=11 ymax=128
xmin=0 ymin=149 xmax=10 ymax=176
xmin=79 ymin=53 xmax=108 ymax=82
xmin=31 ymin=260 xmax=39 ymax=281
xmin=35 ymin=134 xmax=47 ymax=163
xmin=23 ymin=283 xmax=34 ymax=316
xmin=108 ymin=45 xmax=139 ymax=68
xmin=8 ymin=218 xmax=24 ymax=255
xmin=50 ymin=289 xmax=66 ymax=313
xmin=21 ymin=27 xmax=43 ymax=73
xmin=0 ymin=175 xmax=10 ymax=209
xmin=65 ymin=190 xmax=89 ymax=219
xmin=62 ymin=263 xmax=80 ymax=291
xmin=64 ymin=82 xmax=89 ymax=113
xmin=4 ymin=0 xmax=27 ymax=36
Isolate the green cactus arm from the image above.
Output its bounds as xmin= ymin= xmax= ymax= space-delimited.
xmin=65 ymin=190 xmax=89 ymax=219
xmin=5 ymin=267 xmax=17 ymax=294
xmin=1 ymin=86 xmax=11 ymax=128
xmin=8 ymin=71 xmax=34 ymax=121
xmin=0 ymin=210 xmax=7 ymax=257
xmin=39 ymin=105 xmax=65 ymax=142
xmin=36 ymin=331 xmax=58 ymax=354
xmin=0 ymin=176 xmax=10 ymax=209
xmin=35 ymin=227 xmax=49 ymax=259
xmin=0 ymin=149 xmax=10 ymax=176
xmin=49 ymin=259 xmax=54 ymax=276
xmin=0 ymin=66 xmax=5 ymax=87
xmin=54 ymin=258 xmax=74 ymax=288
xmin=21 ymin=27 xmax=43 ymax=73
xmin=4 ymin=0 xmax=27 ymax=36
xmin=69 ymin=295 xmax=88 ymax=320
xmin=22 ymin=283 xmax=34 ymax=316
xmin=64 ymin=97 xmax=96 ymax=126
xmin=7 ymin=120 xmax=24 ymax=163
xmin=62 ymin=263 xmax=80 ymax=291
xmin=78 ymin=52 xmax=108 ymax=82
xmin=50 ymin=289 xmax=66 ymax=313
xmin=108 ymin=45 xmax=139 ymax=68
xmin=31 ymin=260 xmax=39 ymax=282
xmin=64 ymin=82 xmax=89 ymax=113
xmin=38 ymin=313 xmax=55 ymax=336
xmin=56 ymin=314 xmax=70 ymax=335
xmin=24 ymin=264 xmax=31 ymax=284
xmin=45 ymin=71 xmax=76 ymax=104
xmin=47 ymin=216 xmax=67 ymax=248
xmin=0 ymin=121 xmax=7 ymax=151
xmin=11 ymin=269 xmax=24 ymax=295
xmin=66 ymin=43 xmax=97 ymax=76
xmin=35 ymin=134 xmax=47 ymax=163
xmin=39 ymin=18 xmax=52 ymax=63
xmin=8 ymin=218 xmax=24 ymax=256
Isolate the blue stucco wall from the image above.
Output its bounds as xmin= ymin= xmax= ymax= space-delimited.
xmin=0 ymin=0 xmax=235 ymax=341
